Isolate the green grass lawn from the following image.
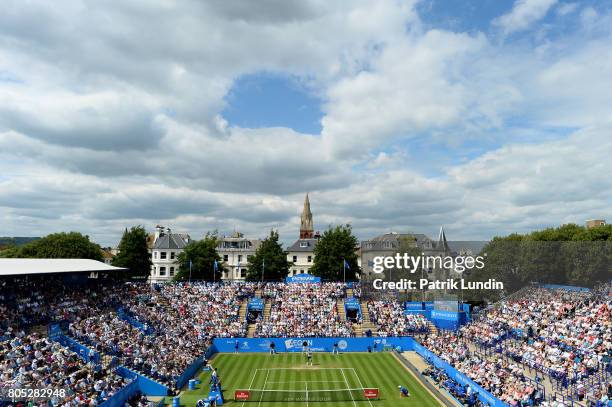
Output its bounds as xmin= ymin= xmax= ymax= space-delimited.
xmin=174 ymin=352 xmax=443 ymax=407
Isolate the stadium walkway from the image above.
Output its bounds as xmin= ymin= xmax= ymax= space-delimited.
xmin=399 ymin=351 xmax=462 ymax=407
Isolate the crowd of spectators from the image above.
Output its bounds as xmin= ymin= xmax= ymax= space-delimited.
xmin=68 ymin=311 xmax=199 ymax=387
xmin=0 ymin=332 xmax=129 ymax=406
xmin=122 ymin=282 xmax=254 ymax=339
xmin=1 ymin=277 xmax=122 ymax=335
xmin=420 ymin=285 xmax=611 ymax=405
xmin=255 ymin=283 xmax=355 ymax=337
xmin=421 ymin=333 xmax=543 ymax=405
xmin=367 ymin=300 xmax=429 ymax=336
xmin=463 ymin=287 xmax=610 ymax=381
xmin=1 ymin=276 xmax=609 ymax=406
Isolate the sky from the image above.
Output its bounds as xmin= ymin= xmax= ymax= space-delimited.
xmin=1 ymin=0 xmax=611 ymax=247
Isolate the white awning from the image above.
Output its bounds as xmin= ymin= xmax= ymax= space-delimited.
xmin=0 ymin=258 xmax=127 ymax=276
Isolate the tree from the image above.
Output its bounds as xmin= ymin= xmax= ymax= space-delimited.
xmin=465 ymin=234 xmax=523 ymax=301
xmin=395 ymin=236 xmax=426 ymax=301
xmin=466 ymin=224 xmax=612 ymax=300
xmin=112 ymin=226 xmax=152 ymax=279
xmin=310 ymin=224 xmax=359 ymax=281
xmin=246 ymin=230 xmax=290 ymax=281
xmin=175 ymin=233 xmax=223 ymax=281
xmin=1 ymin=232 xmax=103 ymax=260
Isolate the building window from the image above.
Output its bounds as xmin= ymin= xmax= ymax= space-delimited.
xmin=307 ymin=256 xmax=312 ymax=263
xmin=170 ymin=252 xmax=175 ymax=260
xmin=300 ymin=269 xmax=304 ymax=273
xmin=159 ymin=267 xmax=166 ymax=276
xmin=223 ymin=254 xmax=229 ymax=262
xmin=170 ymin=267 xmax=175 ymax=276
xmin=292 ymin=256 xmax=297 ymax=262
xmin=240 ymin=269 xmax=246 ymax=278
xmin=238 ymin=254 xmax=243 ymax=262
xmin=300 ymin=241 xmax=308 ymax=248
xmin=153 ymin=252 xmax=156 ymax=259
xmin=160 ymin=252 xmax=167 ymax=259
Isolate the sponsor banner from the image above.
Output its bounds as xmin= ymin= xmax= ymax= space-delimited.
xmin=285 ymin=274 xmax=321 ymax=283
xmin=213 ymin=337 xmax=416 ymax=353
xmin=363 ymin=389 xmax=379 ymax=399
xmin=405 ymin=302 xmax=424 ymax=310
xmin=404 ymin=309 xmax=431 ymax=319
xmin=344 ymin=297 xmax=360 ymax=310
xmin=48 ymin=323 xmax=63 ymax=338
xmin=430 ymin=310 xmax=459 ymax=321
xmin=235 ymin=390 xmax=250 ymax=401
xmin=248 ymin=298 xmax=264 ymax=311
xmin=430 ymin=310 xmax=468 ymax=330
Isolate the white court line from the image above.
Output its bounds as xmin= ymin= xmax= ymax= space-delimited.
xmin=340 ymin=368 xmax=358 ymax=407
xmin=257 ymin=369 xmax=271 ymax=407
xmin=256 ymin=367 xmax=348 ymax=370
xmin=241 ymin=368 xmax=260 ymax=407
xmin=349 ymin=368 xmax=374 ymax=407
xmin=266 ymin=380 xmax=347 ymax=384
xmin=305 ymin=381 xmax=309 ymax=407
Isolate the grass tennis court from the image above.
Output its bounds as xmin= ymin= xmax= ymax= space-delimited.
xmin=175 ymin=352 xmax=443 ymax=406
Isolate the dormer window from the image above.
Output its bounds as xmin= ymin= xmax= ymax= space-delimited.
xmin=300 ymin=241 xmax=308 ymax=248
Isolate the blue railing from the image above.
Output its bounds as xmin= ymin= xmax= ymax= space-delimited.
xmin=117 ymin=307 xmax=154 ymax=334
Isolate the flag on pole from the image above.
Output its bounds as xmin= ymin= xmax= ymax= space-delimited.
xmin=343 ymin=258 xmax=349 ymax=283
xmin=213 ymin=259 xmax=219 ymax=271
xmin=261 ymin=258 xmax=265 ymax=282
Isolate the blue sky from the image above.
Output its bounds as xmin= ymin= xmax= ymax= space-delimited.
xmin=0 ymin=0 xmax=611 ymax=246
xmin=223 ymin=74 xmax=323 ymax=135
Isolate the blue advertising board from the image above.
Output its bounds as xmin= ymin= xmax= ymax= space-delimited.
xmin=430 ymin=310 xmax=467 ymax=330
xmin=405 ymin=302 xmax=424 ymax=310
xmin=431 ymin=310 xmax=459 ymax=321
xmin=344 ymin=297 xmax=360 ymax=310
xmin=212 ymin=337 xmax=416 ymax=353
xmin=248 ymin=298 xmax=264 ymax=311
xmin=404 ymin=309 xmax=431 ymax=319
xmin=285 ymin=273 xmax=321 ymax=283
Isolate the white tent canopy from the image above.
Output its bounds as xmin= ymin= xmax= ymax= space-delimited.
xmin=0 ymin=258 xmax=127 ymax=276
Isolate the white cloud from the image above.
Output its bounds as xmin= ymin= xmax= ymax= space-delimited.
xmin=0 ymin=1 xmax=611 ymax=246
xmin=493 ymin=0 xmax=558 ymax=35
xmin=556 ymin=3 xmax=578 ymax=16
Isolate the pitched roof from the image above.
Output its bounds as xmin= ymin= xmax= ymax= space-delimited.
xmin=152 ymin=233 xmax=190 ymax=250
xmin=287 ymin=238 xmax=318 ymax=252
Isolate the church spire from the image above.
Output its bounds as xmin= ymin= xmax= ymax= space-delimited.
xmin=437 ymin=226 xmax=450 ymax=253
xmin=300 ymin=193 xmax=314 ymax=239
